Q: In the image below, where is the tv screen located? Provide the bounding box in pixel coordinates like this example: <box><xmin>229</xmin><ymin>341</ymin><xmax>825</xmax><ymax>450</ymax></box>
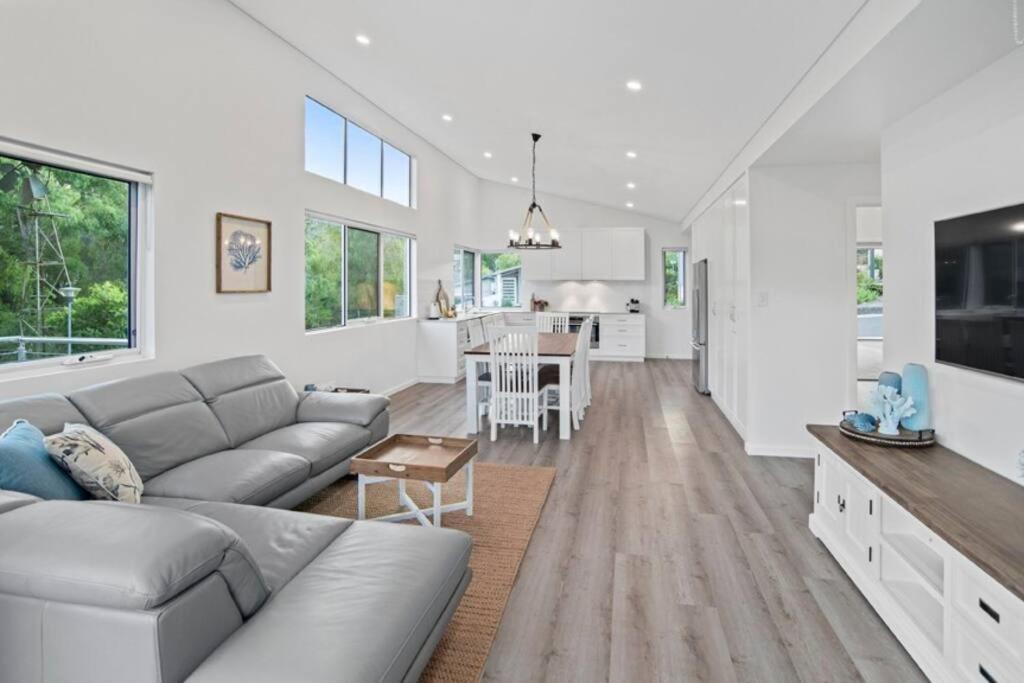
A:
<box><xmin>935</xmin><ymin>202</ymin><xmax>1024</xmax><ymax>380</ymax></box>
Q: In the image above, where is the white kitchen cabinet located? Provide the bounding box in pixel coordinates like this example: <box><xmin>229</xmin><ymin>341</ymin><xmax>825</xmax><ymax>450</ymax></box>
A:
<box><xmin>581</xmin><ymin>229</ymin><xmax>613</xmax><ymax>280</ymax></box>
<box><xmin>594</xmin><ymin>313</ymin><xmax>645</xmax><ymax>362</ymax></box>
<box><xmin>611</xmin><ymin>228</ymin><xmax>646</xmax><ymax>280</ymax></box>
<box><xmin>550</xmin><ymin>228</ymin><xmax>582</xmax><ymax>280</ymax></box>
<box><xmin>417</xmin><ymin>314</ymin><xmax>501</xmax><ymax>383</ymax></box>
<box><xmin>519</xmin><ymin>249</ymin><xmax>551</xmax><ymax>281</ymax></box>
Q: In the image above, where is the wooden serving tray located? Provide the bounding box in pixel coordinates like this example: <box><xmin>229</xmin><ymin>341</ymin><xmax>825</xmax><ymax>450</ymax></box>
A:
<box><xmin>838</xmin><ymin>420</ymin><xmax>935</xmax><ymax>448</ymax></box>
<box><xmin>350</xmin><ymin>434</ymin><xmax>478</xmax><ymax>483</ymax></box>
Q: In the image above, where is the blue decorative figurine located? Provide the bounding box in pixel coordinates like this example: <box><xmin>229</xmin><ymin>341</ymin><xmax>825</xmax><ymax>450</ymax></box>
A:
<box><xmin>869</xmin><ymin>385</ymin><xmax>917</xmax><ymax>435</ymax></box>
<box><xmin>848</xmin><ymin>412</ymin><xmax>878</xmax><ymax>433</ymax></box>
<box><xmin>900</xmin><ymin>363</ymin><xmax>931</xmax><ymax>431</ymax></box>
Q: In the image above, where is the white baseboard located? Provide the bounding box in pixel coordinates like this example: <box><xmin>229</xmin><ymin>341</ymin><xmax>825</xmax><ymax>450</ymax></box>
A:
<box><xmin>744</xmin><ymin>442</ymin><xmax>815</xmax><ymax>458</ymax></box>
<box><xmin>415</xmin><ymin>375</ymin><xmax>459</xmax><ymax>385</ymax></box>
<box><xmin>645</xmin><ymin>353</ymin><xmax>693</xmax><ymax>360</ymax></box>
<box><xmin>591</xmin><ymin>357</ymin><xmax>644</xmax><ymax>363</ymax></box>
<box><xmin>381</xmin><ymin>378</ymin><xmax>418</xmax><ymax>396</ymax></box>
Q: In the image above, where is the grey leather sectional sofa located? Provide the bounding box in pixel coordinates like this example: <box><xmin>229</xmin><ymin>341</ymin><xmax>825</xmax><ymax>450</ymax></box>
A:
<box><xmin>0</xmin><ymin>355</ymin><xmax>472</xmax><ymax>683</ymax></box>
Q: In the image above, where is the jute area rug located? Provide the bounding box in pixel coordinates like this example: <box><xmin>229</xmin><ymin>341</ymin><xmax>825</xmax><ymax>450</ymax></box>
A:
<box><xmin>298</xmin><ymin>462</ymin><xmax>555</xmax><ymax>682</ymax></box>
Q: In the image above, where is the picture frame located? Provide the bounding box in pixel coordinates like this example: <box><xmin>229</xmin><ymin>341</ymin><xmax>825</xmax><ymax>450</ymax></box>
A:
<box><xmin>216</xmin><ymin>212</ymin><xmax>271</xmax><ymax>293</ymax></box>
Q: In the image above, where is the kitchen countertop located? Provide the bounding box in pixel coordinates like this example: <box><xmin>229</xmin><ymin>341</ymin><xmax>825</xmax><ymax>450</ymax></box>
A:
<box><xmin>420</xmin><ymin>309</ymin><xmax>644</xmax><ymax>323</ymax></box>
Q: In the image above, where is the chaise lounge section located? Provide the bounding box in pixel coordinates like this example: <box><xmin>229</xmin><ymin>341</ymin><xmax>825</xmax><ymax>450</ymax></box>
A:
<box><xmin>0</xmin><ymin>355</ymin><xmax>473</xmax><ymax>683</ymax></box>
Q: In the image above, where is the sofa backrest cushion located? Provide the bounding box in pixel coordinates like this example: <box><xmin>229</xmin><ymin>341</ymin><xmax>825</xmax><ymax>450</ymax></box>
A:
<box><xmin>0</xmin><ymin>393</ymin><xmax>88</xmax><ymax>436</ymax></box>
<box><xmin>68</xmin><ymin>372</ymin><xmax>230</xmax><ymax>480</ymax></box>
<box><xmin>0</xmin><ymin>500</ymin><xmax>269</xmax><ymax>617</ymax></box>
<box><xmin>181</xmin><ymin>355</ymin><xmax>299</xmax><ymax>446</ymax></box>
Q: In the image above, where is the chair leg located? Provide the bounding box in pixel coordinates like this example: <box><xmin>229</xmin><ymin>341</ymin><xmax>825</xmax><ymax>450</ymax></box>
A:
<box><xmin>490</xmin><ymin>417</ymin><xmax>497</xmax><ymax>442</ymax></box>
<box><xmin>533</xmin><ymin>419</ymin><xmax>539</xmax><ymax>444</ymax></box>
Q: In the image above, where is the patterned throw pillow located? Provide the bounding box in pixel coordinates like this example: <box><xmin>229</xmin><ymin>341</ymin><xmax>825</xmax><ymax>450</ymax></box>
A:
<box><xmin>44</xmin><ymin>423</ymin><xmax>143</xmax><ymax>503</ymax></box>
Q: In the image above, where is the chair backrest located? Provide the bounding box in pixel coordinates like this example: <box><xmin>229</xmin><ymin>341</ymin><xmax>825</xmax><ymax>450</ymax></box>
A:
<box><xmin>488</xmin><ymin>330</ymin><xmax>539</xmax><ymax>427</ymax></box>
<box><xmin>486</xmin><ymin>323</ymin><xmax>514</xmax><ymax>342</ymax></box>
<box><xmin>572</xmin><ymin>317</ymin><xmax>592</xmax><ymax>406</ymax></box>
<box><xmin>537</xmin><ymin>312</ymin><xmax>569</xmax><ymax>334</ymax></box>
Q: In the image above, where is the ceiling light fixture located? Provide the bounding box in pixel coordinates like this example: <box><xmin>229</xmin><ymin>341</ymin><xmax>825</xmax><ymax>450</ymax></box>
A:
<box><xmin>441</xmin><ymin>114</ymin><xmax>453</xmax><ymax>122</ymax></box>
<box><xmin>626</xmin><ymin>150</ymin><xmax>638</xmax><ymax>159</ymax></box>
<box><xmin>734</xmin><ymin>198</ymin><xmax>748</xmax><ymax>206</ymax></box>
<box><xmin>1013</xmin><ymin>221</ymin><xmax>1024</xmax><ymax>232</ymax></box>
<box><xmin>508</xmin><ymin>133</ymin><xmax>560</xmax><ymax>250</ymax></box>
<box><xmin>625</xmin><ymin>201</ymin><xmax>635</xmax><ymax>209</ymax></box>
<box><xmin>626</xmin><ymin>80</ymin><xmax>643</xmax><ymax>92</ymax></box>
<box><xmin>626</xmin><ymin>182</ymin><xmax>636</xmax><ymax>190</ymax></box>
<box><xmin>355</xmin><ymin>34</ymin><xmax>371</xmax><ymax>45</ymax></box>
<box><xmin>483</xmin><ymin>151</ymin><xmax>493</xmax><ymax>159</ymax></box>
<box><xmin>510</xmin><ymin>176</ymin><xmax>519</xmax><ymax>183</ymax></box>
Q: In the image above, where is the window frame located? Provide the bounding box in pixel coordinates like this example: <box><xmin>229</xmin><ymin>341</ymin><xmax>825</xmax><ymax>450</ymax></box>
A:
<box><xmin>662</xmin><ymin>247</ymin><xmax>688</xmax><ymax>309</ymax></box>
<box><xmin>0</xmin><ymin>140</ymin><xmax>152</xmax><ymax>378</ymax></box>
<box><xmin>478</xmin><ymin>250</ymin><xmax>523</xmax><ymax>310</ymax></box>
<box><xmin>453</xmin><ymin>246</ymin><xmax>477</xmax><ymax>312</ymax></box>
<box><xmin>304</xmin><ymin>96</ymin><xmax>415</xmax><ymax>208</ymax></box>
<box><xmin>304</xmin><ymin>210</ymin><xmax>416</xmax><ymax>334</ymax></box>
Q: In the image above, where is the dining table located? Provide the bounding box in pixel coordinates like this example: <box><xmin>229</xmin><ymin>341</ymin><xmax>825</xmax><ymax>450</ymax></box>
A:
<box><xmin>464</xmin><ymin>332</ymin><xmax>577</xmax><ymax>440</ymax></box>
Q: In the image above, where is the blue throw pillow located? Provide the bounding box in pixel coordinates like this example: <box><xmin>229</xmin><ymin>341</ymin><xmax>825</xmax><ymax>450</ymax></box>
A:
<box><xmin>0</xmin><ymin>420</ymin><xmax>87</xmax><ymax>500</ymax></box>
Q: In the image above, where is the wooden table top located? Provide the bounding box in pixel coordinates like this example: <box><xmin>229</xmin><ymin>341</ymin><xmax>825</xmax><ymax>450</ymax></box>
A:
<box><xmin>465</xmin><ymin>332</ymin><xmax>578</xmax><ymax>357</ymax></box>
<box><xmin>808</xmin><ymin>424</ymin><xmax>1024</xmax><ymax>602</ymax></box>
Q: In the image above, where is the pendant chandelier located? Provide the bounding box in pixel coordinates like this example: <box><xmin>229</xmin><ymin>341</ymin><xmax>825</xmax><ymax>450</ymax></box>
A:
<box><xmin>508</xmin><ymin>133</ymin><xmax>561</xmax><ymax>249</ymax></box>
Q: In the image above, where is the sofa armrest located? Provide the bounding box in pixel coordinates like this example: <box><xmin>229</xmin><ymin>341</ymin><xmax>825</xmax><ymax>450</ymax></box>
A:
<box><xmin>0</xmin><ymin>500</ymin><xmax>268</xmax><ymax>616</ymax></box>
<box><xmin>296</xmin><ymin>391</ymin><xmax>390</xmax><ymax>427</ymax></box>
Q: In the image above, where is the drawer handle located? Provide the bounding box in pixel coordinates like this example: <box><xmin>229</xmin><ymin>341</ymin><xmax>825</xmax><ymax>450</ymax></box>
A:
<box><xmin>618</xmin><ymin>344</ymin><xmax>627</xmax><ymax>348</ymax></box>
<box><xmin>388</xmin><ymin>464</ymin><xmax>407</xmax><ymax>473</ymax></box>
<box><xmin>427</xmin><ymin>437</ymin><xmax>444</xmax><ymax>446</ymax></box>
<box><xmin>979</xmin><ymin>664</ymin><xmax>997</xmax><ymax>683</ymax></box>
<box><xmin>978</xmin><ymin>598</ymin><xmax>1001</xmax><ymax>624</ymax></box>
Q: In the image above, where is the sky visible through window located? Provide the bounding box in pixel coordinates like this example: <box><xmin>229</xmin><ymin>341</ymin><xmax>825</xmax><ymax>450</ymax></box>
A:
<box><xmin>345</xmin><ymin>121</ymin><xmax>382</xmax><ymax>197</ymax></box>
<box><xmin>304</xmin><ymin>98</ymin><xmax>344</xmax><ymax>183</ymax></box>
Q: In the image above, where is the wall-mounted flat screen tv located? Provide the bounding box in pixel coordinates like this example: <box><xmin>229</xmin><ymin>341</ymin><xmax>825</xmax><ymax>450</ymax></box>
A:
<box><xmin>935</xmin><ymin>202</ymin><xmax>1024</xmax><ymax>381</ymax></box>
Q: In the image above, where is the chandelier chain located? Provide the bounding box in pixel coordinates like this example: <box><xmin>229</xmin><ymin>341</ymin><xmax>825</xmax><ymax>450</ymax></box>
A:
<box><xmin>531</xmin><ymin>136</ymin><xmax>538</xmax><ymax>204</ymax></box>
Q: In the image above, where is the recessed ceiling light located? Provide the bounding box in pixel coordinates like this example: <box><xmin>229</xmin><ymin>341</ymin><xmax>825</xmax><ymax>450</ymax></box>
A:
<box><xmin>734</xmin><ymin>198</ymin><xmax>748</xmax><ymax>206</ymax></box>
<box><xmin>355</xmin><ymin>34</ymin><xmax>371</xmax><ymax>46</ymax></box>
<box><xmin>483</xmin><ymin>151</ymin><xmax>493</xmax><ymax>159</ymax></box>
<box><xmin>510</xmin><ymin>176</ymin><xmax>519</xmax><ymax>183</ymax></box>
<box><xmin>441</xmin><ymin>114</ymin><xmax>453</xmax><ymax>122</ymax></box>
<box><xmin>1013</xmin><ymin>221</ymin><xmax>1024</xmax><ymax>232</ymax></box>
<box><xmin>626</xmin><ymin>182</ymin><xmax>636</xmax><ymax>190</ymax></box>
<box><xmin>626</xmin><ymin>150</ymin><xmax>637</xmax><ymax>159</ymax></box>
<box><xmin>625</xmin><ymin>201</ymin><xmax>635</xmax><ymax>209</ymax></box>
<box><xmin>626</xmin><ymin>80</ymin><xmax>643</xmax><ymax>92</ymax></box>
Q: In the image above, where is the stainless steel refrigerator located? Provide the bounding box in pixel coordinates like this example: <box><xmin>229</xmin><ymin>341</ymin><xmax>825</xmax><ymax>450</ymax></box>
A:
<box><xmin>692</xmin><ymin>259</ymin><xmax>710</xmax><ymax>394</ymax></box>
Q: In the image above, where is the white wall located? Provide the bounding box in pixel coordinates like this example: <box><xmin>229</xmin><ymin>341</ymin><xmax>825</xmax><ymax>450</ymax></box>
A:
<box><xmin>474</xmin><ymin>181</ymin><xmax>692</xmax><ymax>359</ymax></box>
<box><xmin>883</xmin><ymin>48</ymin><xmax>1024</xmax><ymax>483</ymax></box>
<box><xmin>746</xmin><ymin>163</ymin><xmax>880</xmax><ymax>456</ymax></box>
<box><xmin>0</xmin><ymin>0</ymin><xmax>481</xmax><ymax>398</ymax></box>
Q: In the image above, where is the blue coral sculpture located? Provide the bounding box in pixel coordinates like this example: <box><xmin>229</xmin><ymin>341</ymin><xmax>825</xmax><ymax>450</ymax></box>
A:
<box><xmin>868</xmin><ymin>385</ymin><xmax>917</xmax><ymax>436</ymax></box>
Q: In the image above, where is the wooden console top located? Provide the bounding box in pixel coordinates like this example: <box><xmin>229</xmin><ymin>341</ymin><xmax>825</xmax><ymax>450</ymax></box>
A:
<box><xmin>808</xmin><ymin>424</ymin><xmax>1024</xmax><ymax>602</ymax></box>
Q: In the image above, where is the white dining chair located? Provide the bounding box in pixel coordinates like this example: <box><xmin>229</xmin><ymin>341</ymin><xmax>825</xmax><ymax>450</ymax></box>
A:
<box><xmin>467</xmin><ymin>318</ymin><xmax>491</xmax><ymax>420</ymax></box>
<box><xmin>536</xmin><ymin>311</ymin><xmax>569</xmax><ymax>334</ymax></box>
<box><xmin>541</xmin><ymin>316</ymin><xmax>592</xmax><ymax>430</ymax></box>
<box><xmin>488</xmin><ymin>329</ymin><xmax>548</xmax><ymax>443</ymax></box>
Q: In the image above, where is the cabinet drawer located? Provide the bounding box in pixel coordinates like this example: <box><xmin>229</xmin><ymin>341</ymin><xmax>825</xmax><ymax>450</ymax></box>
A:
<box><xmin>603</xmin><ymin>326</ymin><xmax>645</xmax><ymax>340</ymax></box>
<box><xmin>951</xmin><ymin>613</ymin><xmax>1022</xmax><ymax>683</ymax></box>
<box><xmin>600</xmin><ymin>315</ymin><xmax>644</xmax><ymax>327</ymax></box>
<box><xmin>952</xmin><ymin>554</ymin><xmax>1024</xmax><ymax>653</ymax></box>
<box><xmin>601</xmin><ymin>336</ymin><xmax>644</xmax><ymax>357</ymax></box>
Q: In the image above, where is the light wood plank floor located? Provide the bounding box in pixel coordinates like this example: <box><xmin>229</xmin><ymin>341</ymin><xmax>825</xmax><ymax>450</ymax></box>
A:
<box><xmin>388</xmin><ymin>359</ymin><xmax>926</xmax><ymax>682</ymax></box>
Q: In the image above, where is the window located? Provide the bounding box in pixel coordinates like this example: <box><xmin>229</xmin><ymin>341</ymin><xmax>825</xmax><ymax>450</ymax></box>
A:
<box><xmin>345</xmin><ymin>122</ymin><xmax>382</xmax><ymax>197</ymax></box>
<box><xmin>304</xmin><ymin>98</ymin><xmax>344</xmax><ymax>183</ymax></box>
<box><xmin>304</xmin><ymin>217</ymin><xmax>343</xmax><ymax>330</ymax></box>
<box><xmin>346</xmin><ymin>227</ymin><xmax>379</xmax><ymax>321</ymax></box>
<box><xmin>453</xmin><ymin>247</ymin><xmax>475</xmax><ymax>310</ymax></box>
<box><xmin>381</xmin><ymin>233</ymin><xmax>410</xmax><ymax>318</ymax></box>
<box><xmin>303</xmin><ymin>97</ymin><xmax>413</xmax><ymax>207</ymax></box>
<box><xmin>304</xmin><ymin>213</ymin><xmax>414</xmax><ymax>330</ymax></box>
<box><xmin>0</xmin><ymin>152</ymin><xmax>139</xmax><ymax>366</ymax></box>
<box><xmin>480</xmin><ymin>252</ymin><xmax>521</xmax><ymax>308</ymax></box>
<box><xmin>662</xmin><ymin>248</ymin><xmax>687</xmax><ymax>308</ymax></box>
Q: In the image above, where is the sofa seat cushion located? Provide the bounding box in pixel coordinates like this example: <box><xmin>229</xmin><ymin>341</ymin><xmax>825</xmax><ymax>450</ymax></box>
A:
<box><xmin>186</xmin><ymin>522</ymin><xmax>472</xmax><ymax>683</ymax></box>
<box><xmin>241</xmin><ymin>422</ymin><xmax>371</xmax><ymax>477</ymax></box>
<box><xmin>143</xmin><ymin>450</ymin><xmax>309</xmax><ymax>506</ymax></box>
<box><xmin>145</xmin><ymin>498</ymin><xmax>351</xmax><ymax>592</ymax></box>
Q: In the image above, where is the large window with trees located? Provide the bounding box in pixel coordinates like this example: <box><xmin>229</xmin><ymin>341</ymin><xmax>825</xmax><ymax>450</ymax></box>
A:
<box><xmin>304</xmin><ymin>97</ymin><xmax>413</xmax><ymax>208</ymax></box>
<box><xmin>305</xmin><ymin>214</ymin><xmax>413</xmax><ymax>330</ymax></box>
<box><xmin>480</xmin><ymin>252</ymin><xmax>521</xmax><ymax>308</ymax></box>
<box><xmin>0</xmin><ymin>152</ymin><xmax>138</xmax><ymax>366</ymax></box>
<box><xmin>662</xmin><ymin>248</ymin><xmax>687</xmax><ymax>308</ymax></box>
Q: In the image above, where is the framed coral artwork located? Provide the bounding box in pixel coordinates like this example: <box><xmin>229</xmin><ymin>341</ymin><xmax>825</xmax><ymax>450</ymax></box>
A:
<box><xmin>216</xmin><ymin>212</ymin><xmax>271</xmax><ymax>293</ymax></box>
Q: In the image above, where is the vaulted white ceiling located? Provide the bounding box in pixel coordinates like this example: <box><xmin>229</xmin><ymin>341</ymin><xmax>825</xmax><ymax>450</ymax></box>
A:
<box><xmin>232</xmin><ymin>0</ymin><xmax>867</xmax><ymax>221</ymax></box>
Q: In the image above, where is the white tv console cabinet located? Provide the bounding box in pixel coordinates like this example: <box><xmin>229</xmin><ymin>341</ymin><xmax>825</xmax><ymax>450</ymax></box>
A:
<box><xmin>808</xmin><ymin>425</ymin><xmax>1023</xmax><ymax>682</ymax></box>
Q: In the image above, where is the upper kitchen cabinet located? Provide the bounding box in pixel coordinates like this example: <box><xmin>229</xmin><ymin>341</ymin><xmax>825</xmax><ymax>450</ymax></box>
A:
<box><xmin>611</xmin><ymin>228</ymin><xmax>646</xmax><ymax>280</ymax></box>
<box><xmin>526</xmin><ymin>228</ymin><xmax>646</xmax><ymax>281</ymax></box>
<box><xmin>550</xmin><ymin>228</ymin><xmax>582</xmax><ymax>280</ymax></box>
<box><xmin>581</xmin><ymin>229</ymin><xmax>613</xmax><ymax>280</ymax></box>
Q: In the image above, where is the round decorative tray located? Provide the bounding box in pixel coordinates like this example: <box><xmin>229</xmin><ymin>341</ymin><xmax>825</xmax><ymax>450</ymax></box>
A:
<box><xmin>838</xmin><ymin>420</ymin><xmax>936</xmax><ymax>448</ymax></box>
